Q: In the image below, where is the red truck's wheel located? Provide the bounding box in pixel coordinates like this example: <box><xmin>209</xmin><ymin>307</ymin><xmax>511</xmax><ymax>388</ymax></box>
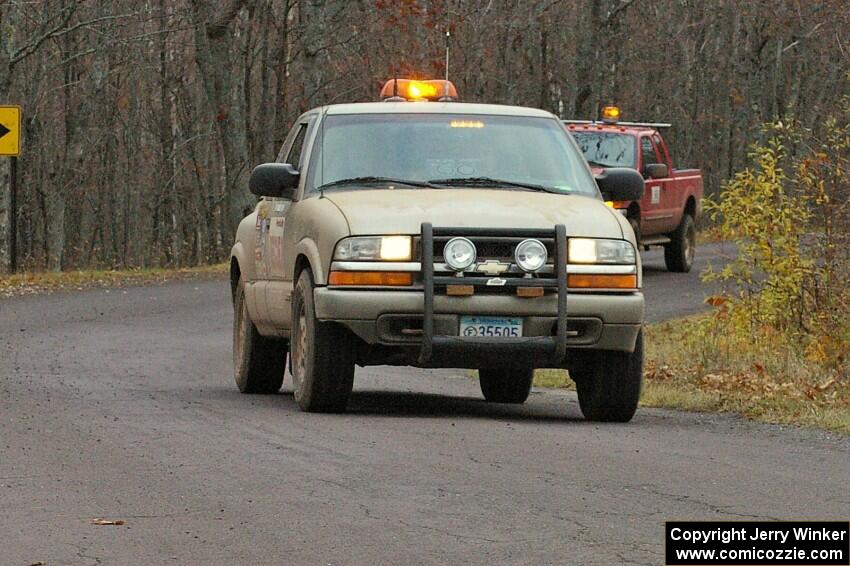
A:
<box><xmin>664</xmin><ymin>214</ymin><xmax>695</xmax><ymax>272</ymax></box>
<box><xmin>290</xmin><ymin>270</ymin><xmax>355</xmax><ymax>413</ymax></box>
<box><xmin>233</xmin><ymin>280</ymin><xmax>286</xmax><ymax>394</ymax></box>
<box><xmin>629</xmin><ymin>217</ymin><xmax>642</xmax><ymax>249</ymax></box>
<box><xmin>574</xmin><ymin>330</ymin><xmax>643</xmax><ymax>422</ymax></box>
<box><xmin>479</xmin><ymin>368</ymin><xmax>534</xmax><ymax>404</ymax></box>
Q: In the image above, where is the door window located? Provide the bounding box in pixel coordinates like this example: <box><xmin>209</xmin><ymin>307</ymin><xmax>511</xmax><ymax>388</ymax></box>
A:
<box><xmin>640</xmin><ymin>137</ymin><xmax>659</xmax><ymax>167</ymax></box>
<box><xmin>286</xmin><ymin>124</ymin><xmax>309</xmax><ymax>169</ymax></box>
<box><xmin>652</xmin><ymin>134</ymin><xmax>668</xmax><ymax>166</ymax></box>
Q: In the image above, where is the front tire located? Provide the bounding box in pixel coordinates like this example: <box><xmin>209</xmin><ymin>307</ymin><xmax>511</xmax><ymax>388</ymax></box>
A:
<box><xmin>479</xmin><ymin>367</ymin><xmax>534</xmax><ymax>404</ymax></box>
<box><xmin>233</xmin><ymin>280</ymin><xmax>286</xmax><ymax>394</ymax></box>
<box><xmin>574</xmin><ymin>330</ymin><xmax>643</xmax><ymax>422</ymax></box>
<box><xmin>290</xmin><ymin>270</ymin><xmax>355</xmax><ymax>413</ymax></box>
<box><xmin>664</xmin><ymin>214</ymin><xmax>695</xmax><ymax>272</ymax></box>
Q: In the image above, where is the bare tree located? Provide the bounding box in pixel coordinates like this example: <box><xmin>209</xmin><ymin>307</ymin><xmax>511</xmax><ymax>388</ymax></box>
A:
<box><xmin>189</xmin><ymin>0</ymin><xmax>252</xmax><ymax>233</ymax></box>
<box><xmin>0</xmin><ymin>0</ymin><xmax>847</xmax><ymax>272</ymax></box>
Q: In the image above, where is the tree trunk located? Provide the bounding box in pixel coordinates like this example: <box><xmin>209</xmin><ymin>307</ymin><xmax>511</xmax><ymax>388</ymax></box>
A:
<box><xmin>302</xmin><ymin>0</ymin><xmax>327</xmax><ymax>107</ymax></box>
<box><xmin>0</xmin><ymin>158</ymin><xmax>10</xmax><ymax>273</ymax></box>
<box><xmin>189</xmin><ymin>0</ymin><xmax>252</xmax><ymax>235</ymax></box>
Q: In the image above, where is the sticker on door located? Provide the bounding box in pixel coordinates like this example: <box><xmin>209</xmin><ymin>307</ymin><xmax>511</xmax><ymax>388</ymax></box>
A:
<box><xmin>651</xmin><ymin>185</ymin><xmax>661</xmax><ymax>204</ymax></box>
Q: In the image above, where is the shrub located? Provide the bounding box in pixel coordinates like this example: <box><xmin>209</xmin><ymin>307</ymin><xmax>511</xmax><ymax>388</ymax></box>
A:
<box><xmin>702</xmin><ymin>93</ymin><xmax>850</xmax><ymax>378</ymax></box>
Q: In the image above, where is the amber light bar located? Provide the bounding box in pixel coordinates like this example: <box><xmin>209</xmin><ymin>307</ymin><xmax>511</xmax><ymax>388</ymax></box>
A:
<box><xmin>379</xmin><ymin>78</ymin><xmax>458</xmax><ymax>101</ymax></box>
<box><xmin>568</xmin><ymin>274</ymin><xmax>637</xmax><ymax>289</ymax></box>
<box><xmin>329</xmin><ymin>271</ymin><xmax>413</xmax><ymax>286</ymax></box>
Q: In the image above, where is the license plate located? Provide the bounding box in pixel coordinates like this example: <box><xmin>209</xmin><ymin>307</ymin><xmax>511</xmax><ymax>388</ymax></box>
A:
<box><xmin>459</xmin><ymin>316</ymin><xmax>523</xmax><ymax>338</ymax></box>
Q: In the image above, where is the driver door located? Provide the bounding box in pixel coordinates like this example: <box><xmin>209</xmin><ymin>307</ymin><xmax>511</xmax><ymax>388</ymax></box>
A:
<box><xmin>264</xmin><ymin>116</ymin><xmax>313</xmax><ymax>331</ymax></box>
<box><xmin>640</xmin><ymin>135</ymin><xmax>670</xmax><ymax>233</ymax></box>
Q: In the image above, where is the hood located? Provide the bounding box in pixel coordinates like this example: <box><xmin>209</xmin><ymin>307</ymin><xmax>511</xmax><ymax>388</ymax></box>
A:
<box><xmin>324</xmin><ymin>188</ymin><xmax>624</xmax><ymax>238</ymax></box>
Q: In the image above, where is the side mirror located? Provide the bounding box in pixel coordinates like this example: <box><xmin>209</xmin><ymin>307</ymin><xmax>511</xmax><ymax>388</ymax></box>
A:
<box><xmin>595</xmin><ymin>167</ymin><xmax>645</xmax><ymax>202</ymax></box>
<box><xmin>249</xmin><ymin>163</ymin><xmax>299</xmax><ymax>198</ymax></box>
<box><xmin>644</xmin><ymin>163</ymin><xmax>669</xmax><ymax>179</ymax></box>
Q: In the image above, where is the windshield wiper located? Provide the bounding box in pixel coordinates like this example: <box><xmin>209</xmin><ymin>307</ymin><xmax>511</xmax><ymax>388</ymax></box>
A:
<box><xmin>318</xmin><ymin>176</ymin><xmax>440</xmax><ymax>191</ymax></box>
<box><xmin>428</xmin><ymin>176</ymin><xmax>562</xmax><ymax>194</ymax></box>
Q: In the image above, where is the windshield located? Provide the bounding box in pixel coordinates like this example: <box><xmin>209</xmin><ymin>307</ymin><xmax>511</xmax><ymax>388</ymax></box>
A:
<box><xmin>307</xmin><ymin>113</ymin><xmax>598</xmax><ymax>196</ymax></box>
<box><xmin>571</xmin><ymin>132</ymin><xmax>636</xmax><ymax>168</ymax></box>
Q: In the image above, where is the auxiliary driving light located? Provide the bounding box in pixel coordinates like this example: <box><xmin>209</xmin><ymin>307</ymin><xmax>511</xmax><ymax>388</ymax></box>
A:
<box><xmin>514</xmin><ymin>239</ymin><xmax>548</xmax><ymax>272</ymax></box>
<box><xmin>444</xmin><ymin>237</ymin><xmax>476</xmax><ymax>271</ymax></box>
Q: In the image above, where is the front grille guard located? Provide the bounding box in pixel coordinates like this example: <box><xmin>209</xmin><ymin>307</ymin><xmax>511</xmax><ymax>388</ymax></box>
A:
<box><xmin>419</xmin><ymin>223</ymin><xmax>568</xmax><ymax>366</ymax></box>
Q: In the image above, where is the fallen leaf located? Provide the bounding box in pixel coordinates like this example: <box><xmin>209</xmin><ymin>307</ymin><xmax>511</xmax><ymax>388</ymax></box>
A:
<box><xmin>705</xmin><ymin>295</ymin><xmax>730</xmax><ymax>307</ymax></box>
<box><xmin>92</xmin><ymin>518</ymin><xmax>125</xmax><ymax>526</ymax></box>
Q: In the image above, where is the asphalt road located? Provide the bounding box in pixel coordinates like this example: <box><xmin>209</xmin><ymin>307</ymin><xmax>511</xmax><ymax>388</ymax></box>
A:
<box><xmin>640</xmin><ymin>241</ymin><xmax>732</xmax><ymax>323</ymax></box>
<box><xmin>2</xmin><ymin>243</ymin><xmax>848</xmax><ymax>565</ymax></box>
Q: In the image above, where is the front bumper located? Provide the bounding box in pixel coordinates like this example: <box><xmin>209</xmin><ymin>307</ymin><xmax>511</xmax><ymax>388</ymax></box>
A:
<box><xmin>315</xmin><ymin>287</ymin><xmax>643</xmax><ymax>325</ymax></box>
<box><xmin>314</xmin><ymin>289</ymin><xmax>643</xmax><ymax>363</ymax></box>
<box><xmin>317</xmin><ymin>223</ymin><xmax>644</xmax><ymax>369</ymax></box>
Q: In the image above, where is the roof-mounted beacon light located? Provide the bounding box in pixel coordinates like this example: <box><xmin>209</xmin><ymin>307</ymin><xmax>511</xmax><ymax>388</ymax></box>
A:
<box><xmin>601</xmin><ymin>105</ymin><xmax>621</xmax><ymax>124</ymax></box>
<box><xmin>379</xmin><ymin>79</ymin><xmax>458</xmax><ymax>102</ymax></box>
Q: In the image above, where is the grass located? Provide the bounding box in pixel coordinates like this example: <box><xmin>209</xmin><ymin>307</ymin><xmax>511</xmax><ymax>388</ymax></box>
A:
<box><xmin>696</xmin><ymin>224</ymin><xmax>725</xmax><ymax>245</ymax></box>
<box><xmin>0</xmin><ymin>263</ymin><xmax>228</xmax><ymax>298</ymax></box>
<box><xmin>533</xmin><ymin>314</ymin><xmax>850</xmax><ymax>435</ymax></box>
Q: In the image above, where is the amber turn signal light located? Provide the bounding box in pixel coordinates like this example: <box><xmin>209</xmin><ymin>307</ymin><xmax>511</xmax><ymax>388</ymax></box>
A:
<box><xmin>446</xmin><ymin>284</ymin><xmax>474</xmax><ymax>296</ymax></box>
<box><xmin>568</xmin><ymin>274</ymin><xmax>637</xmax><ymax>289</ymax></box>
<box><xmin>516</xmin><ymin>286</ymin><xmax>544</xmax><ymax>298</ymax></box>
<box><xmin>328</xmin><ymin>271</ymin><xmax>413</xmax><ymax>286</ymax></box>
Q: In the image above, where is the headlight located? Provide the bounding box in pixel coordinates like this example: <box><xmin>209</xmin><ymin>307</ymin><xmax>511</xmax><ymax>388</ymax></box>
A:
<box><xmin>444</xmin><ymin>237</ymin><xmax>476</xmax><ymax>271</ymax></box>
<box><xmin>514</xmin><ymin>239</ymin><xmax>548</xmax><ymax>272</ymax></box>
<box><xmin>569</xmin><ymin>238</ymin><xmax>636</xmax><ymax>264</ymax></box>
<box><xmin>334</xmin><ymin>236</ymin><xmax>412</xmax><ymax>261</ymax></box>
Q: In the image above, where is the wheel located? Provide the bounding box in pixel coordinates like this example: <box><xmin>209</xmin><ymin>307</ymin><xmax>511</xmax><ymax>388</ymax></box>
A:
<box><xmin>664</xmin><ymin>214</ymin><xmax>695</xmax><ymax>272</ymax></box>
<box><xmin>478</xmin><ymin>367</ymin><xmax>534</xmax><ymax>404</ymax></box>
<box><xmin>290</xmin><ymin>270</ymin><xmax>355</xmax><ymax>413</ymax></box>
<box><xmin>628</xmin><ymin>217</ymin><xmax>641</xmax><ymax>249</ymax></box>
<box><xmin>574</xmin><ymin>330</ymin><xmax>643</xmax><ymax>422</ymax></box>
<box><xmin>233</xmin><ymin>280</ymin><xmax>286</xmax><ymax>393</ymax></box>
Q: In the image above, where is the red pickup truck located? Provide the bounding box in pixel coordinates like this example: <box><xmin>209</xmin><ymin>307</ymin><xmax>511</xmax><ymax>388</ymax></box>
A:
<box><xmin>566</xmin><ymin>112</ymin><xmax>703</xmax><ymax>272</ymax></box>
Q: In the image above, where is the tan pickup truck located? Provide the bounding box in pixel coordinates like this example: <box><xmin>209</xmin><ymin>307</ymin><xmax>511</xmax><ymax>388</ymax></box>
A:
<box><xmin>230</xmin><ymin>79</ymin><xmax>646</xmax><ymax>420</ymax></box>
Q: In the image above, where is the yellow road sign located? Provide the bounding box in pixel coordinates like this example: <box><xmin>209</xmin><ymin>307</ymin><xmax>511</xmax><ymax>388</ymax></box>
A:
<box><xmin>0</xmin><ymin>105</ymin><xmax>21</xmax><ymax>156</ymax></box>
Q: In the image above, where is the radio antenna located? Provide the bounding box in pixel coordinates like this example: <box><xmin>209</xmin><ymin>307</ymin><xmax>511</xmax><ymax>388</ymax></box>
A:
<box><xmin>444</xmin><ymin>29</ymin><xmax>450</xmax><ymax>82</ymax></box>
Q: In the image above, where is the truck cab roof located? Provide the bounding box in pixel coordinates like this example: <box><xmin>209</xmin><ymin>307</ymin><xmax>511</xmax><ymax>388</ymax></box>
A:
<box><xmin>565</xmin><ymin>123</ymin><xmax>662</xmax><ymax>136</ymax></box>
<box><xmin>322</xmin><ymin>101</ymin><xmax>557</xmax><ymax>118</ymax></box>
